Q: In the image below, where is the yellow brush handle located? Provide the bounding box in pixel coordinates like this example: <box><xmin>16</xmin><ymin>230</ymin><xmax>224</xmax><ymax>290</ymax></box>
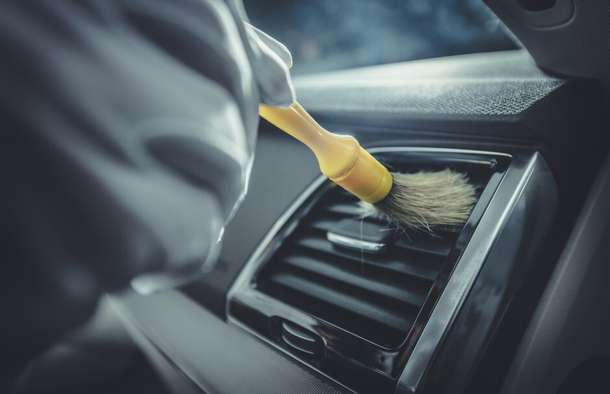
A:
<box><xmin>259</xmin><ymin>102</ymin><xmax>392</xmax><ymax>203</ymax></box>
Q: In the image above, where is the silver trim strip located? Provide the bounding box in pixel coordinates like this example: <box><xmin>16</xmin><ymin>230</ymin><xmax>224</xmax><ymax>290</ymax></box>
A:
<box><xmin>326</xmin><ymin>232</ymin><xmax>386</xmax><ymax>253</ymax></box>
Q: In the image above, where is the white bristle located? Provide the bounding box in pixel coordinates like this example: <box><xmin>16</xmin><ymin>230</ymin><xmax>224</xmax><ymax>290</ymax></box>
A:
<box><xmin>361</xmin><ymin>169</ymin><xmax>477</xmax><ymax>231</ymax></box>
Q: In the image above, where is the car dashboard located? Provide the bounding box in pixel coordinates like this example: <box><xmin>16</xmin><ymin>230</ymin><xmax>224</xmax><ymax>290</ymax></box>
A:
<box><xmin>114</xmin><ymin>49</ymin><xmax>608</xmax><ymax>394</ymax></box>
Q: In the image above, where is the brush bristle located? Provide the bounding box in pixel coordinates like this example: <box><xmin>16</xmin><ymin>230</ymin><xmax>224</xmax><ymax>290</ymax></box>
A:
<box><xmin>361</xmin><ymin>169</ymin><xmax>477</xmax><ymax>231</ymax></box>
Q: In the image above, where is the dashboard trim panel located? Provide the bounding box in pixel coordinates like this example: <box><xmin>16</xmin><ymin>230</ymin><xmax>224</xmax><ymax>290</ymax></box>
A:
<box><xmin>227</xmin><ymin>147</ymin><xmax>556</xmax><ymax>393</ymax></box>
<box><xmin>396</xmin><ymin>152</ymin><xmax>553</xmax><ymax>393</ymax></box>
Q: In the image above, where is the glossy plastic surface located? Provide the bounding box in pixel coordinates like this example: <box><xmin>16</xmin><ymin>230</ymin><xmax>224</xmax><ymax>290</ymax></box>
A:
<box><xmin>228</xmin><ymin>147</ymin><xmax>514</xmax><ymax>393</ymax></box>
<box><xmin>398</xmin><ymin>152</ymin><xmax>557</xmax><ymax>394</ymax></box>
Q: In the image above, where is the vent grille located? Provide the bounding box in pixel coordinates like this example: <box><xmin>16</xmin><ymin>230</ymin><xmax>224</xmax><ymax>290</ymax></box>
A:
<box><xmin>257</xmin><ymin>186</ymin><xmax>462</xmax><ymax>348</ymax></box>
<box><xmin>230</xmin><ymin>149</ymin><xmax>505</xmax><ymax>393</ymax></box>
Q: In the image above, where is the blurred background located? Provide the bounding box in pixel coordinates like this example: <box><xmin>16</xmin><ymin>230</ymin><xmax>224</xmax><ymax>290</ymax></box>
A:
<box><xmin>244</xmin><ymin>0</ymin><xmax>517</xmax><ymax>75</ymax></box>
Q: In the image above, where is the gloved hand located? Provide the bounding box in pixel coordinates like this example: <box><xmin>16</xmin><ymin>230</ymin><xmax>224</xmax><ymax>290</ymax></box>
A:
<box><xmin>0</xmin><ymin>0</ymin><xmax>293</xmax><ymax>358</ymax></box>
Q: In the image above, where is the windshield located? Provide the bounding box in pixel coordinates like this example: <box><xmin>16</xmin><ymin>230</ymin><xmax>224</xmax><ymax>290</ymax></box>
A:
<box><xmin>244</xmin><ymin>0</ymin><xmax>516</xmax><ymax>75</ymax></box>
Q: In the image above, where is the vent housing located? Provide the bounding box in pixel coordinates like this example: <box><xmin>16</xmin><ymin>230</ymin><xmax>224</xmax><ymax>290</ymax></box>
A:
<box><xmin>257</xmin><ymin>186</ymin><xmax>454</xmax><ymax>348</ymax></box>
<box><xmin>228</xmin><ymin>148</ymin><xmax>508</xmax><ymax>392</ymax></box>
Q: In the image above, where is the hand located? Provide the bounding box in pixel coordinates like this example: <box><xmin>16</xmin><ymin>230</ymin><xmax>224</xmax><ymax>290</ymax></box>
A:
<box><xmin>0</xmin><ymin>0</ymin><xmax>293</xmax><ymax>349</ymax></box>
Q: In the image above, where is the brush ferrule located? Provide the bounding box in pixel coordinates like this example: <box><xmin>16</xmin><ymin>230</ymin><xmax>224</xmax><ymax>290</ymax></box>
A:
<box><xmin>328</xmin><ymin>146</ymin><xmax>393</xmax><ymax>204</ymax></box>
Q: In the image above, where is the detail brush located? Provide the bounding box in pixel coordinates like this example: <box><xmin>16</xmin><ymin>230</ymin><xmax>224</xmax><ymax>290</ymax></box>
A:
<box><xmin>259</xmin><ymin>102</ymin><xmax>476</xmax><ymax>230</ymax></box>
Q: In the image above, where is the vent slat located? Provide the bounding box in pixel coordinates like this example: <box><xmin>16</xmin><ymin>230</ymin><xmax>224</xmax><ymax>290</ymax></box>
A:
<box><xmin>296</xmin><ymin>236</ymin><xmax>440</xmax><ymax>282</ymax></box>
<box><xmin>309</xmin><ymin>218</ymin><xmax>342</xmax><ymax>232</ymax></box>
<box><xmin>268</xmin><ymin>272</ymin><xmax>413</xmax><ymax>333</ymax></box>
<box><xmin>256</xmin><ymin>168</ymin><xmax>484</xmax><ymax>348</ymax></box>
<box><xmin>394</xmin><ymin>235</ymin><xmax>453</xmax><ymax>257</ymax></box>
<box><xmin>282</xmin><ymin>255</ymin><xmax>427</xmax><ymax>307</ymax></box>
<box><xmin>324</xmin><ymin>202</ymin><xmax>365</xmax><ymax>216</ymax></box>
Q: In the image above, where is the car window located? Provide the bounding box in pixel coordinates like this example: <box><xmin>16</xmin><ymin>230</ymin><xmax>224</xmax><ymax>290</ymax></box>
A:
<box><xmin>244</xmin><ymin>0</ymin><xmax>517</xmax><ymax>75</ymax></box>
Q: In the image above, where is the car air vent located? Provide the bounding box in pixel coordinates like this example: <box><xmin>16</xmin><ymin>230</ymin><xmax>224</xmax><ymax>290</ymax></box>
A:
<box><xmin>228</xmin><ymin>148</ymin><xmax>509</xmax><ymax>392</ymax></box>
<box><xmin>256</xmin><ymin>187</ymin><xmax>456</xmax><ymax>348</ymax></box>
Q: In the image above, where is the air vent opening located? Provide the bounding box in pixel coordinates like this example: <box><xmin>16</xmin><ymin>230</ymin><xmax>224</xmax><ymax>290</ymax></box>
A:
<box><xmin>254</xmin><ymin>151</ymin><xmax>497</xmax><ymax>348</ymax></box>
<box><xmin>228</xmin><ymin>148</ymin><xmax>511</xmax><ymax>392</ymax></box>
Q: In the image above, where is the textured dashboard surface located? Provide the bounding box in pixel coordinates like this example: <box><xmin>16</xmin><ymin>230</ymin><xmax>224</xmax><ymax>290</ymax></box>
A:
<box><xmin>295</xmin><ymin>50</ymin><xmax>562</xmax><ymax>117</ymax></box>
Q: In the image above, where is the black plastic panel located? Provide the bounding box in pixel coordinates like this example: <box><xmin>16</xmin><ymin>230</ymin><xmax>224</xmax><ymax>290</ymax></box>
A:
<box><xmin>114</xmin><ymin>291</ymin><xmax>350</xmax><ymax>394</ymax></box>
<box><xmin>501</xmin><ymin>154</ymin><xmax>610</xmax><ymax>394</ymax></box>
<box><xmin>398</xmin><ymin>152</ymin><xmax>557</xmax><ymax>394</ymax></box>
<box><xmin>485</xmin><ymin>1</ymin><xmax>610</xmax><ymax>83</ymax></box>
<box><xmin>228</xmin><ymin>148</ymin><xmax>510</xmax><ymax>393</ymax></box>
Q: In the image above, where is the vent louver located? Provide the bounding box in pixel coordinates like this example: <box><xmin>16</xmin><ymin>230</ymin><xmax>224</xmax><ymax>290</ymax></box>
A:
<box><xmin>257</xmin><ymin>187</ymin><xmax>460</xmax><ymax>348</ymax></box>
<box><xmin>229</xmin><ymin>149</ymin><xmax>506</xmax><ymax>392</ymax></box>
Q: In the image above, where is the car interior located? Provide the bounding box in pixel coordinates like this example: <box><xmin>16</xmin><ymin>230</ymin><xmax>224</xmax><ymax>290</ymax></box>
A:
<box><xmin>12</xmin><ymin>0</ymin><xmax>610</xmax><ymax>393</ymax></box>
